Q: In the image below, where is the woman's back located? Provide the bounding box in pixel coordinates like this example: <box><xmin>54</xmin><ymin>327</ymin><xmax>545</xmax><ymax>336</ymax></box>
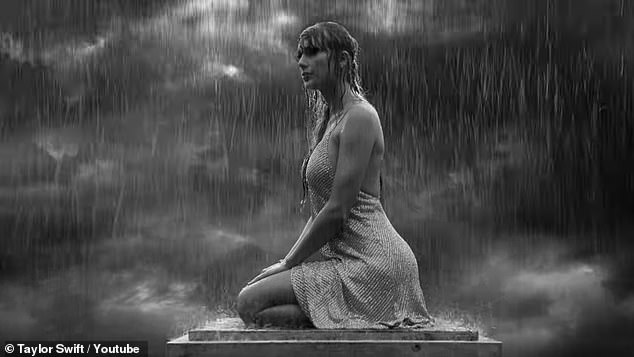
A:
<box><xmin>308</xmin><ymin>101</ymin><xmax>382</xmax><ymax>207</ymax></box>
<box><xmin>325</xmin><ymin>101</ymin><xmax>384</xmax><ymax>199</ymax></box>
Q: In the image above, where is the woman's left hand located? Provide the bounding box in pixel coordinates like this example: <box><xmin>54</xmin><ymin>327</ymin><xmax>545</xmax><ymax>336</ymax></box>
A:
<box><xmin>246</xmin><ymin>261</ymin><xmax>289</xmax><ymax>286</ymax></box>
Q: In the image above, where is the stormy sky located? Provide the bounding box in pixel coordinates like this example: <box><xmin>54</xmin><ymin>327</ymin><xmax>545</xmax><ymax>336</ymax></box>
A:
<box><xmin>1</xmin><ymin>1</ymin><xmax>633</xmax><ymax>356</ymax></box>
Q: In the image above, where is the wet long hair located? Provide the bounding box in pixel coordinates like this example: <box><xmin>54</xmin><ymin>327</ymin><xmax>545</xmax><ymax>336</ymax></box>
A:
<box><xmin>295</xmin><ymin>22</ymin><xmax>383</xmax><ymax>213</ymax></box>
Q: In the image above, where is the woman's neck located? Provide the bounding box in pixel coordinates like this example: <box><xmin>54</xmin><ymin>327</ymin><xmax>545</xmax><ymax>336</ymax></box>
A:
<box><xmin>322</xmin><ymin>83</ymin><xmax>359</xmax><ymax>115</ymax></box>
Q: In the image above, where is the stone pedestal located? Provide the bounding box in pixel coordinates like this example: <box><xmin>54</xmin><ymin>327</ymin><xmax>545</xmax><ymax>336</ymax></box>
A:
<box><xmin>166</xmin><ymin>327</ymin><xmax>502</xmax><ymax>357</ymax></box>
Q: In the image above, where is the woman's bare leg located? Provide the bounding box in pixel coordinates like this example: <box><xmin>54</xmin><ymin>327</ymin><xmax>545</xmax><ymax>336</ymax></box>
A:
<box><xmin>237</xmin><ymin>269</ymin><xmax>313</xmax><ymax>328</ymax></box>
<box><xmin>254</xmin><ymin>304</ymin><xmax>313</xmax><ymax>328</ymax></box>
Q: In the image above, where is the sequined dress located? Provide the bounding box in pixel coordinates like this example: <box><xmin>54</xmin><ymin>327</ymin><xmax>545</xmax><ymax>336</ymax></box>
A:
<box><xmin>290</xmin><ymin>117</ymin><xmax>432</xmax><ymax>329</ymax></box>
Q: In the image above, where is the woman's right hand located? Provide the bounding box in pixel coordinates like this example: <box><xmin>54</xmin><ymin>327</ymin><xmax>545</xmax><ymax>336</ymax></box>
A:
<box><xmin>245</xmin><ymin>260</ymin><xmax>289</xmax><ymax>286</ymax></box>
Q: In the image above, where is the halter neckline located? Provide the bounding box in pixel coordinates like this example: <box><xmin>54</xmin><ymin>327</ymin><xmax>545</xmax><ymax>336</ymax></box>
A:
<box><xmin>326</xmin><ymin>98</ymin><xmax>366</xmax><ymax>133</ymax></box>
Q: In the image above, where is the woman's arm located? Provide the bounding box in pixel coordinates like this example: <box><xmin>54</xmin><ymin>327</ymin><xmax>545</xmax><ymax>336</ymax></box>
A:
<box><xmin>284</xmin><ymin>107</ymin><xmax>379</xmax><ymax>267</ymax></box>
<box><xmin>284</xmin><ymin>215</ymin><xmax>314</xmax><ymax>259</ymax></box>
<box><xmin>283</xmin><ymin>205</ymin><xmax>342</xmax><ymax>267</ymax></box>
<box><xmin>245</xmin><ymin>215</ymin><xmax>316</xmax><ymax>286</ymax></box>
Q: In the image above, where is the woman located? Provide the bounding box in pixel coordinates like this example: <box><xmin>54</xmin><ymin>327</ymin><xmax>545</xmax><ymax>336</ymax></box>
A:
<box><xmin>237</xmin><ymin>21</ymin><xmax>432</xmax><ymax>329</ymax></box>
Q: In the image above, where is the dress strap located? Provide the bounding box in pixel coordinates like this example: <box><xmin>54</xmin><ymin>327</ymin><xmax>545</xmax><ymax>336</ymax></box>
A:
<box><xmin>325</xmin><ymin>100</ymin><xmax>363</xmax><ymax>139</ymax></box>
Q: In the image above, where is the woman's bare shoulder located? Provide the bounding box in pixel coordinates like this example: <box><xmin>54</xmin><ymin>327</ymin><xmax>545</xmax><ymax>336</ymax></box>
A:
<box><xmin>342</xmin><ymin>99</ymin><xmax>375</xmax><ymax>118</ymax></box>
<box><xmin>333</xmin><ymin>103</ymin><xmax>380</xmax><ymax>148</ymax></box>
<box><xmin>345</xmin><ymin>101</ymin><xmax>380</xmax><ymax>130</ymax></box>
<box><xmin>350</xmin><ymin>99</ymin><xmax>378</xmax><ymax>114</ymax></box>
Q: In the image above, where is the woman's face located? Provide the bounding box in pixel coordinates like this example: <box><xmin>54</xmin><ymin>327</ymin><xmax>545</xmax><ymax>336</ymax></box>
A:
<box><xmin>296</xmin><ymin>39</ymin><xmax>336</xmax><ymax>91</ymax></box>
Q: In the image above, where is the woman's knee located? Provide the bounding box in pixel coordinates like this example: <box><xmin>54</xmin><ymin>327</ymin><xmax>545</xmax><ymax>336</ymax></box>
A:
<box><xmin>237</xmin><ymin>270</ymin><xmax>296</xmax><ymax>319</ymax></box>
<box><xmin>237</xmin><ymin>285</ymin><xmax>258</xmax><ymax>318</ymax></box>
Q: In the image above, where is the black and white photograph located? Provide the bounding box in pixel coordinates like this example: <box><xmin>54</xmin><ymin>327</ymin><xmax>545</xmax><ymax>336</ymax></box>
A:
<box><xmin>0</xmin><ymin>1</ymin><xmax>633</xmax><ymax>356</ymax></box>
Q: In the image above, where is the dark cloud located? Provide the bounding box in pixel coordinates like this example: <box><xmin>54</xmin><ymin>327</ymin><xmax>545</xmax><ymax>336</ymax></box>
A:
<box><xmin>1</xmin><ymin>2</ymin><xmax>633</xmax><ymax>357</ymax></box>
<box><xmin>444</xmin><ymin>240</ymin><xmax>634</xmax><ymax>357</ymax></box>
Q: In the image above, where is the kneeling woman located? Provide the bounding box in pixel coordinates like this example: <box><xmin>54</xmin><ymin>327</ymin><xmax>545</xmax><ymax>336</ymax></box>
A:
<box><xmin>237</xmin><ymin>21</ymin><xmax>433</xmax><ymax>329</ymax></box>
